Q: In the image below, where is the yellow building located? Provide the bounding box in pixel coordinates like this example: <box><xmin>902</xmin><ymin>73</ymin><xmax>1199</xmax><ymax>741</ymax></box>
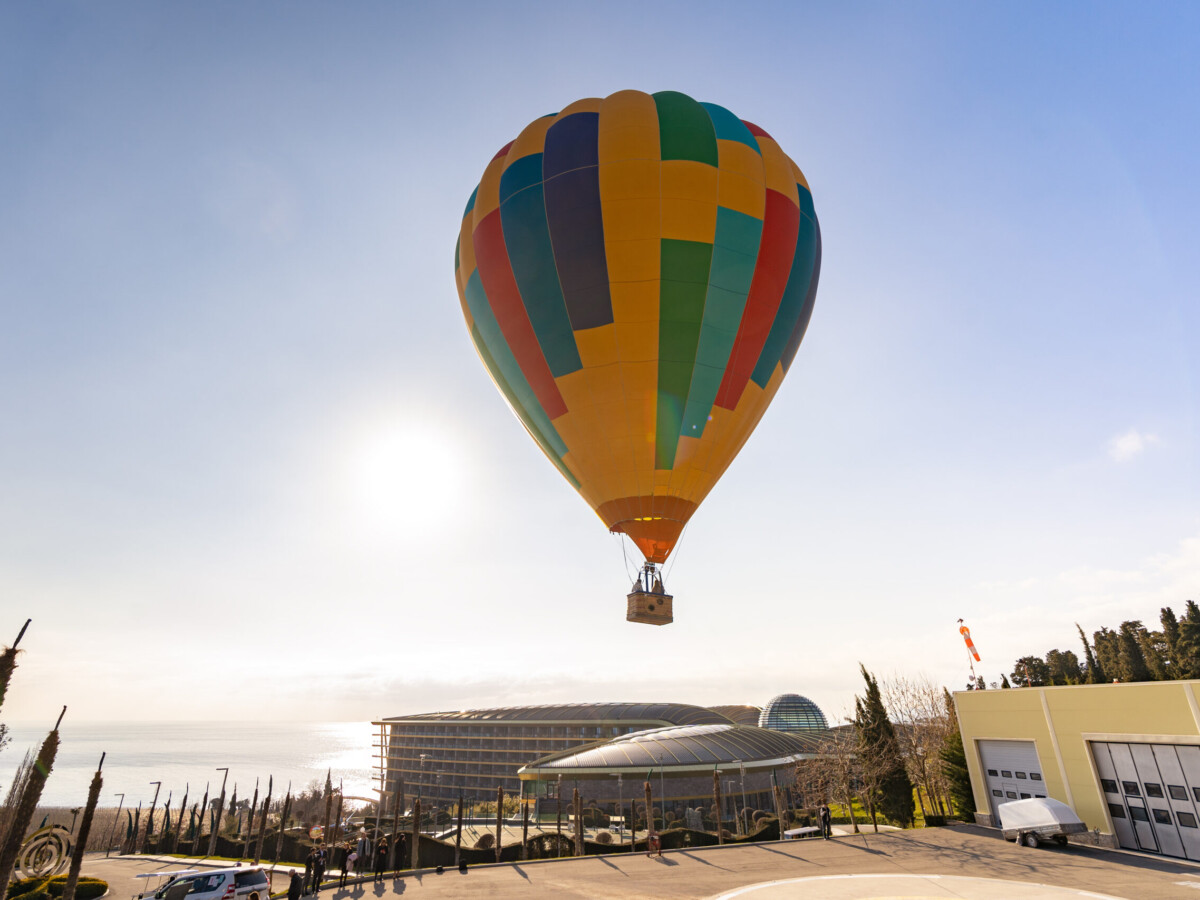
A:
<box><xmin>955</xmin><ymin>681</ymin><xmax>1200</xmax><ymax>860</ymax></box>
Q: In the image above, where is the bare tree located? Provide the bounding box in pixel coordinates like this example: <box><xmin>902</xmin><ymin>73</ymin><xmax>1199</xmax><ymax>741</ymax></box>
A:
<box><xmin>796</xmin><ymin>726</ymin><xmax>861</xmax><ymax>834</ymax></box>
<box><xmin>881</xmin><ymin>673</ymin><xmax>956</xmax><ymax>818</ymax></box>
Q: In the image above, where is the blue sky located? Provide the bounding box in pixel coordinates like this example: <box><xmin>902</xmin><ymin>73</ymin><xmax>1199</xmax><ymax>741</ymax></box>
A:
<box><xmin>1</xmin><ymin>1</ymin><xmax>1197</xmax><ymax>726</ymax></box>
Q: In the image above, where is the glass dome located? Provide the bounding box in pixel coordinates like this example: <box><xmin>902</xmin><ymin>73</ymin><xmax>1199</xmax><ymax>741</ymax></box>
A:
<box><xmin>758</xmin><ymin>693</ymin><xmax>828</xmax><ymax>732</ymax></box>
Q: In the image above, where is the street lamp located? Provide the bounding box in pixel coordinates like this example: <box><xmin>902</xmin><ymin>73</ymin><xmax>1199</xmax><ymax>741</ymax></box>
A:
<box><xmin>609</xmin><ymin>774</ymin><xmax>624</xmax><ymax>843</ymax></box>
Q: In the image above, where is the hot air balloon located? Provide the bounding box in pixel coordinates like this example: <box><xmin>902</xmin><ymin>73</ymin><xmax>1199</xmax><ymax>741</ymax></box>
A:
<box><xmin>455</xmin><ymin>90</ymin><xmax>821</xmax><ymax>624</ymax></box>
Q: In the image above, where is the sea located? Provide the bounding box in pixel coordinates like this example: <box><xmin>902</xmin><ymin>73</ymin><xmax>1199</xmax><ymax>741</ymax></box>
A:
<box><xmin>0</xmin><ymin>721</ymin><xmax>375</xmax><ymax>809</ymax></box>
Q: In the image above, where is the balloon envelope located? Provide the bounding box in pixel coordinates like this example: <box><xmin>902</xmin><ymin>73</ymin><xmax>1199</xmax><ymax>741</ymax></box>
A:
<box><xmin>455</xmin><ymin>90</ymin><xmax>821</xmax><ymax>564</ymax></box>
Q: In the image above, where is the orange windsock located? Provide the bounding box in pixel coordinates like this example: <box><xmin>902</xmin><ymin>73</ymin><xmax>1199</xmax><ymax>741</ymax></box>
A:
<box><xmin>959</xmin><ymin>624</ymin><xmax>981</xmax><ymax>662</ymax></box>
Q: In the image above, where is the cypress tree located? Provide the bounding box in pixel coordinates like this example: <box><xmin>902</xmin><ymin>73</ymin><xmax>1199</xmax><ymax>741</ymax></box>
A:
<box><xmin>854</xmin><ymin>665</ymin><xmax>913</xmax><ymax>827</ymax></box>
<box><xmin>1093</xmin><ymin>628</ymin><xmax>1121</xmax><ymax>682</ymax></box>
<box><xmin>0</xmin><ymin>621</ymin><xmax>30</xmax><ymax>713</ymax></box>
<box><xmin>1077</xmin><ymin>624</ymin><xmax>1106</xmax><ymax>684</ymax></box>
<box><xmin>1178</xmin><ymin>601</ymin><xmax>1200</xmax><ymax>678</ymax></box>
<box><xmin>1118</xmin><ymin>621</ymin><xmax>1153</xmax><ymax>682</ymax></box>
<box><xmin>1000</xmin><ymin>674</ymin><xmax>1011</xmax><ymax>689</ymax></box>
<box><xmin>1162</xmin><ymin>607</ymin><xmax>1183</xmax><ymax>676</ymax></box>
<box><xmin>940</xmin><ymin>729</ymin><xmax>976</xmax><ymax>818</ymax></box>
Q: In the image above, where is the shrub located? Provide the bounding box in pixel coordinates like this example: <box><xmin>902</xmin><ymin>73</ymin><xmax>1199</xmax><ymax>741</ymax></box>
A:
<box><xmin>473</xmin><ymin>833</ymin><xmax>494</xmax><ymax>850</ymax></box>
<box><xmin>10</xmin><ymin>878</ymin><xmax>108</xmax><ymax>900</ymax></box>
<box><xmin>594</xmin><ymin>831</ymin><xmax>612</xmax><ymax>845</ymax></box>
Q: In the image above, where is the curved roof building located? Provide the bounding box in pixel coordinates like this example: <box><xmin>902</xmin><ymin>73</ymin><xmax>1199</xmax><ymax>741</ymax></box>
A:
<box><xmin>521</xmin><ymin>723</ymin><xmax>821</xmax><ymax>775</ymax></box>
<box><xmin>758</xmin><ymin>693</ymin><xmax>828</xmax><ymax>733</ymax></box>
<box><xmin>707</xmin><ymin>704</ymin><xmax>762</xmax><ymax>726</ymax></box>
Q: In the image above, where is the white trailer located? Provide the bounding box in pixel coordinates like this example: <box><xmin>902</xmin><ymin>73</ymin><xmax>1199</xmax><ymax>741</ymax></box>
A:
<box><xmin>998</xmin><ymin>797</ymin><xmax>1088</xmax><ymax>848</ymax></box>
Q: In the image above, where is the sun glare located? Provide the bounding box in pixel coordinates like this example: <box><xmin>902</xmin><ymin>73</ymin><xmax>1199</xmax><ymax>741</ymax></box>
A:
<box><xmin>346</xmin><ymin>424</ymin><xmax>467</xmax><ymax>540</ymax></box>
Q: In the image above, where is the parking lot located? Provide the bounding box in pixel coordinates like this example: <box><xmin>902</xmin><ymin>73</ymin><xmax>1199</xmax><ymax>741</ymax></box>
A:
<box><xmin>80</xmin><ymin>825</ymin><xmax>1200</xmax><ymax>900</ymax></box>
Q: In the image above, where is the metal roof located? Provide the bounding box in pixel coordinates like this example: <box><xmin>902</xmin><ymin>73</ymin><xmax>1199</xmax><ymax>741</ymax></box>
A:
<box><xmin>707</xmin><ymin>704</ymin><xmax>763</xmax><ymax>726</ymax></box>
<box><xmin>377</xmin><ymin>702</ymin><xmax>732</xmax><ymax>727</ymax></box>
<box><xmin>519</xmin><ymin>723</ymin><xmax>823</xmax><ymax>775</ymax></box>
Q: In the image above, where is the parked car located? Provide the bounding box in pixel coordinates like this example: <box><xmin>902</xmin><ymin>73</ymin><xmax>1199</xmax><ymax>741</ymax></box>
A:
<box><xmin>147</xmin><ymin>866</ymin><xmax>271</xmax><ymax>900</ymax></box>
<box><xmin>998</xmin><ymin>797</ymin><xmax>1088</xmax><ymax>848</ymax></box>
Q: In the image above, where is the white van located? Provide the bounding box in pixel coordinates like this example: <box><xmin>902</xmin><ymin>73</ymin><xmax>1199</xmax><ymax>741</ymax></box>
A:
<box><xmin>150</xmin><ymin>866</ymin><xmax>271</xmax><ymax>900</ymax></box>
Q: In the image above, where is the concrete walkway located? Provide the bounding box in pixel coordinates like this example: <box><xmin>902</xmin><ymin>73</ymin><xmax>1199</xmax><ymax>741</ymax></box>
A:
<box><xmin>79</xmin><ymin>825</ymin><xmax>1200</xmax><ymax>900</ymax></box>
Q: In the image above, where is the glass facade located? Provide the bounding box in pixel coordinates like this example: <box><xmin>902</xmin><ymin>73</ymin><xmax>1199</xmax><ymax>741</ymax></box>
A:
<box><xmin>758</xmin><ymin>694</ymin><xmax>829</xmax><ymax>733</ymax></box>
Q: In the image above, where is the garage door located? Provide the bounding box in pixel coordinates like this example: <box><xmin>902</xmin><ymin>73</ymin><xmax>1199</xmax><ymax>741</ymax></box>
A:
<box><xmin>977</xmin><ymin>739</ymin><xmax>1046</xmax><ymax>826</ymax></box>
<box><xmin>1091</xmin><ymin>741</ymin><xmax>1200</xmax><ymax>860</ymax></box>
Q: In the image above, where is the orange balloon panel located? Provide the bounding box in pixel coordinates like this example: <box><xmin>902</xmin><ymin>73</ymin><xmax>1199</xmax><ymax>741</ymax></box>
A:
<box><xmin>454</xmin><ymin>90</ymin><xmax>821</xmax><ymax>563</ymax></box>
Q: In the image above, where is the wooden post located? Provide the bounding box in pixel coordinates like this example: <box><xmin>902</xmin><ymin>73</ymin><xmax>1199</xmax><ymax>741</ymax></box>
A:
<box><xmin>254</xmin><ymin>776</ymin><xmax>272</xmax><ymax>864</ymax></box>
<box><xmin>555</xmin><ymin>791</ymin><xmax>562</xmax><ymax>857</ymax></box>
<box><xmin>494</xmin><ymin>787</ymin><xmax>503</xmax><ymax>863</ymax></box>
<box><xmin>410</xmin><ymin>798</ymin><xmax>420</xmax><ymax>870</ymax></box>
<box><xmin>644</xmin><ymin>781</ymin><xmax>653</xmax><ymax>834</ymax></box>
<box><xmin>573</xmin><ymin>789</ymin><xmax>583</xmax><ymax>856</ymax></box>
<box><xmin>243</xmin><ymin>778</ymin><xmax>259</xmax><ymax>859</ymax></box>
<box><xmin>713</xmin><ymin>771</ymin><xmax>724</xmax><ymax>844</ymax></box>
<box><xmin>171</xmin><ymin>785</ymin><xmax>188</xmax><ymax>853</ymax></box>
<box><xmin>453</xmin><ymin>792</ymin><xmax>464</xmax><ymax>868</ymax></box>
<box><xmin>60</xmin><ymin>753</ymin><xmax>103</xmax><ymax>900</ymax></box>
<box><xmin>194</xmin><ymin>784</ymin><xmax>209</xmax><ymax>854</ymax></box>
<box><xmin>274</xmin><ymin>788</ymin><xmax>292</xmax><ymax>865</ymax></box>
<box><xmin>521</xmin><ymin>798</ymin><xmax>529</xmax><ymax>861</ymax></box>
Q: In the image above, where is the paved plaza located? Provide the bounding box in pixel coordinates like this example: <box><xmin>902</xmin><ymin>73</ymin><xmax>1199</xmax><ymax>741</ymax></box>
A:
<box><xmin>81</xmin><ymin>825</ymin><xmax>1200</xmax><ymax>900</ymax></box>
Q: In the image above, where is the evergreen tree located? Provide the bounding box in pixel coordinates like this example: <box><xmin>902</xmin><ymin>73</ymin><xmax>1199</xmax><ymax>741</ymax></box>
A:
<box><xmin>1011</xmin><ymin>656</ymin><xmax>1050</xmax><ymax>687</ymax></box>
<box><xmin>940</xmin><ymin>729</ymin><xmax>976</xmax><ymax>818</ymax></box>
<box><xmin>854</xmin><ymin>664</ymin><xmax>914</xmax><ymax>827</ymax></box>
<box><xmin>1137</xmin><ymin>627</ymin><xmax>1170</xmax><ymax>681</ymax></box>
<box><xmin>1117</xmin><ymin>621</ymin><xmax>1153</xmax><ymax>682</ymax></box>
<box><xmin>1093</xmin><ymin>628</ymin><xmax>1121</xmax><ymax>682</ymax></box>
<box><xmin>1178</xmin><ymin>601</ymin><xmax>1200</xmax><ymax>678</ymax></box>
<box><xmin>1078</xmin><ymin>624</ymin><xmax>1106</xmax><ymax>684</ymax></box>
<box><xmin>1000</xmin><ymin>673</ymin><xmax>1011</xmax><ymax>688</ymax></box>
<box><xmin>1045</xmin><ymin>649</ymin><xmax>1082</xmax><ymax>685</ymax></box>
<box><xmin>1162</xmin><ymin>607</ymin><xmax>1183</xmax><ymax>676</ymax></box>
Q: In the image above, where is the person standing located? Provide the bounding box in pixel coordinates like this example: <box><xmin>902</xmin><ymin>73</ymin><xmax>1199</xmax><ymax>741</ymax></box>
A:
<box><xmin>373</xmin><ymin>837</ymin><xmax>388</xmax><ymax>883</ymax></box>
<box><xmin>819</xmin><ymin>804</ymin><xmax>832</xmax><ymax>839</ymax></box>
<box><xmin>341</xmin><ymin>846</ymin><xmax>357</xmax><ymax>887</ymax></box>
<box><xmin>287</xmin><ymin>870</ymin><xmax>302</xmax><ymax>900</ymax></box>
<box><xmin>312</xmin><ymin>844</ymin><xmax>327</xmax><ymax>893</ymax></box>
<box><xmin>303</xmin><ymin>849</ymin><xmax>316</xmax><ymax>895</ymax></box>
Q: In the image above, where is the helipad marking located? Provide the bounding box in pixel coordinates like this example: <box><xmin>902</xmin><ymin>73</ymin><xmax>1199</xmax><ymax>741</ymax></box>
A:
<box><xmin>707</xmin><ymin>873</ymin><xmax>1129</xmax><ymax>900</ymax></box>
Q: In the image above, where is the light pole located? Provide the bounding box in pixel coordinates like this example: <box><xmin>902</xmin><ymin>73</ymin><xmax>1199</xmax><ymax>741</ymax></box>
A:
<box><xmin>657</xmin><ymin>753</ymin><xmax>666</xmax><ymax>824</ymax></box>
<box><xmin>107</xmin><ymin>793</ymin><xmax>125</xmax><ymax>857</ymax></box>
<box><xmin>610</xmin><ymin>774</ymin><xmax>624</xmax><ymax>843</ymax></box>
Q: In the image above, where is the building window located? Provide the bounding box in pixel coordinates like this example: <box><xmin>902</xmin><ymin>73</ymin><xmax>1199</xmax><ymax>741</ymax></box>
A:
<box><xmin>992</xmin><ymin>789</ymin><xmax>1003</xmax><ymax>797</ymax></box>
<box><xmin>1129</xmin><ymin>806</ymin><xmax>1150</xmax><ymax>823</ymax></box>
<box><xmin>1179</xmin><ymin>811</ymin><xmax>1198</xmax><ymax>828</ymax></box>
<box><xmin>1020</xmin><ymin>793</ymin><xmax>1031</xmax><ymax>799</ymax></box>
<box><xmin>1016</xmin><ymin>772</ymin><xmax>1027</xmax><ymax>779</ymax></box>
<box><xmin>1101</xmin><ymin>779</ymin><xmax>1119</xmax><ymax>794</ymax></box>
<box><xmin>1108</xmin><ymin>804</ymin><xmax>1126</xmax><ymax>818</ymax></box>
<box><xmin>1153</xmin><ymin>809</ymin><xmax>1172</xmax><ymax>825</ymax></box>
<box><xmin>1169</xmin><ymin>785</ymin><xmax>1189</xmax><ymax>801</ymax></box>
<box><xmin>1006</xmin><ymin>791</ymin><xmax>1018</xmax><ymax>799</ymax></box>
<box><xmin>1030</xmin><ymin>773</ymin><xmax>1042</xmax><ymax>781</ymax></box>
<box><xmin>987</xmin><ymin>769</ymin><xmax>998</xmax><ymax>776</ymax></box>
<box><xmin>1001</xmin><ymin>770</ymin><xmax>1012</xmax><ymax>778</ymax></box>
<box><xmin>1122</xmin><ymin>781</ymin><xmax>1141</xmax><ymax>796</ymax></box>
<box><xmin>1145</xmin><ymin>783</ymin><xmax>1165</xmax><ymax>799</ymax></box>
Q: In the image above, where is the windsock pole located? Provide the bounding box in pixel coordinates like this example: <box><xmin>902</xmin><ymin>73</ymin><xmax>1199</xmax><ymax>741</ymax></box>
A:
<box><xmin>958</xmin><ymin>618</ymin><xmax>981</xmax><ymax>683</ymax></box>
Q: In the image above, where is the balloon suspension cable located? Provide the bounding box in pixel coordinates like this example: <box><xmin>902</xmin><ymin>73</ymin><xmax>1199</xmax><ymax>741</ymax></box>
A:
<box><xmin>662</xmin><ymin>521</ymin><xmax>689</xmax><ymax>583</ymax></box>
<box><xmin>616</xmin><ymin>532</ymin><xmax>639</xmax><ymax>583</ymax></box>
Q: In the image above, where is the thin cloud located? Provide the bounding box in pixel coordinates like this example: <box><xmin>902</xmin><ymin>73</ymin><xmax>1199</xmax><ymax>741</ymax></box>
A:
<box><xmin>1108</xmin><ymin>428</ymin><xmax>1160</xmax><ymax>462</ymax></box>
